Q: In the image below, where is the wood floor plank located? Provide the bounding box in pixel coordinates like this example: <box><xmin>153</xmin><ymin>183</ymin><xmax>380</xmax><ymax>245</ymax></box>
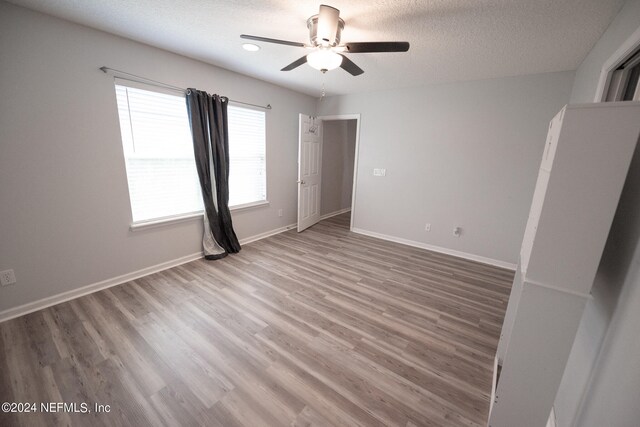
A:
<box><xmin>291</xmin><ymin>405</ymin><xmax>337</xmax><ymax>427</ymax></box>
<box><xmin>0</xmin><ymin>213</ymin><xmax>512</xmax><ymax>426</ymax></box>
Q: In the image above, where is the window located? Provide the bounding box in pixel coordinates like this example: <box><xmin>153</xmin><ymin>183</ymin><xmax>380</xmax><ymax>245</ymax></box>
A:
<box><xmin>114</xmin><ymin>82</ymin><xmax>267</xmax><ymax>224</ymax></box>
<box><xmin>227</xmin><ymin>105</ymin><xmax>266</xmax><ymax>207</ymax></box>
<box><xmin>115</xmin><ymin>84</ymin><xmax>202</xmax><ymax>223</ymax></box>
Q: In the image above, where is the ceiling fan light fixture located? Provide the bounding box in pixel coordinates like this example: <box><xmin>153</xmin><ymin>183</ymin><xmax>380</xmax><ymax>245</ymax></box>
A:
<box><xmin>307</xmin><ymin>49</ymin><xmax>342</xmax><ymax>72</ymax></box>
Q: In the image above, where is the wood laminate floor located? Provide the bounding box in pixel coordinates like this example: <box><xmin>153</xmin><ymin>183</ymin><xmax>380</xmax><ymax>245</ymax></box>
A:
<box><xmin>0</xmin><ymin>214</ymin><xmax>513</xmax><ymax>427</ymax></box>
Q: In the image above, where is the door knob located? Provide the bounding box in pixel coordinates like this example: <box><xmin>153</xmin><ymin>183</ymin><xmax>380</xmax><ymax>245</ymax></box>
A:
<box><xmin>298</xmin><ymin>180</ymin><xmax>305</xmax><ymax>184</ymax></box>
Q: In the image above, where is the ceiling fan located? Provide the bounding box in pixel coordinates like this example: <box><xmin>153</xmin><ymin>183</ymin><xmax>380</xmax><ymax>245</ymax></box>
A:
<box><xmin>240</xmin><ymin>4</ymin><xmax>410</xmax><ymax>76</ymax></box>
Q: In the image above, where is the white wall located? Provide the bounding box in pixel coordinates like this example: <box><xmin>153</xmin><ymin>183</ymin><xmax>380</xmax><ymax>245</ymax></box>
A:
<box><xmin>554</xmin><ymin>1</ymin><xmax>640</xmax><ymax>426</ymax></box>
<box><xmin>320</xmin><ymin>120</ymin><xmax>356</xmax><ymax>216</ymax></box>
<box><xmin>0</xmin><ymin>2</ymin><xmax>316</xmax><ymax>314</ymax></box>
<box><xmin>573</xmin><ymin>146</ymin><xmax>640</xmax><ymax>427</ymax></box>
<box><xmin>318</xmin><ymin>72</ymin><xmax>574</xmax><ymax>266</ymax></box>
<box><xmin>554</xmin><ymin>152</ymin><xmax>640</xmax><ymax>426</ymax></box>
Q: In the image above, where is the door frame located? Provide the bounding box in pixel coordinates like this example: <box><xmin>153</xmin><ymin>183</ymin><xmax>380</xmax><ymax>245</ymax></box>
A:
<box><xmin>317</xmin><ymin>114</ymin><xmax>361</xmax><ymax>231</ymax></box>
<box><xmin>595</xmin><ymin>25</ymin><xmax>640</xmax><ymax>102</ymax></box>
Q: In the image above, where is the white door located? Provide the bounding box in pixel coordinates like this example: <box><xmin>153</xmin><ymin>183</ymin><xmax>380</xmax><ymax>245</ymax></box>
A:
<box><xmin>297</xmin><ymin>114</ymin><xmax>322</xmax><ymax>232</ymax></box>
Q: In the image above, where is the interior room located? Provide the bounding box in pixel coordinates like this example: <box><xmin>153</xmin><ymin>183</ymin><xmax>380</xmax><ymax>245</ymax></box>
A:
<box><xmin>1</xmin><ymin>1</ymin><xmax>640</xmax><ymax>426</ymax></box>
<box><xmin>320</xmin><ymin>119</ymin><xmax>356</xmax><ymax>220</ymax></box>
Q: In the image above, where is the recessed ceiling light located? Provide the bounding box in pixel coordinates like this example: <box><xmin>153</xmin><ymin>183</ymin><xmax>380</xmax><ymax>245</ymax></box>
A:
<box><xmin>242</xmin><ymin>43</ymin><xmax>260</xmax><ymax>52</ymax></box>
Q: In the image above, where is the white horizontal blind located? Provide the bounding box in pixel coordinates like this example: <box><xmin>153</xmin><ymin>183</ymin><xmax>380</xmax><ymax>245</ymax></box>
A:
<box><xmin>227</xmin><ymin>106</ymin><xmax>266</xmax><ymax>206</ymax></box>
<box><xmin>115</xmin><ymin>85</ymin><xmax>203</xmax><ymax>222</ymax></box>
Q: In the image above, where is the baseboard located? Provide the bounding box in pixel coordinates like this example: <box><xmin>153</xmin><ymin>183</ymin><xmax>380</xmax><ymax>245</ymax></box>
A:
<box><xmin>0</xmin><ymin>251</ymin><xmax>203</xmax><ymax>323</ymax></box>
<box><xmin>320</xmin><ymin>208</ymin><xmax>351</xmax><ymax>221</ymax></box>
<box><xmin>351</xmin><ymin>227</ymin><xmax>517</xmax><ymax>270</ymax></box>
<box><xmin>0</xmin><ymin>222</ymin><xmax>297</xmax><ymax>323</ymax></box>
<box><xmin>1</xmin><ymin>221</ymin><xmax>512</xmax><ymax>322</ymax></box>
<box><xmin>239</xmin><ymin>223</ymin><xmax>297</xmax><ymax>245</ymax></box>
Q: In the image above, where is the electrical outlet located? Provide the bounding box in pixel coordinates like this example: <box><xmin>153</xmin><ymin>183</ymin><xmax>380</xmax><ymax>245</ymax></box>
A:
<box><xmin>373</xmin><ymin>168</ymin><xmax>386</xmax><ymax>177</ymax></box>
<box><xmin>453</xmin><ymin>227</ymin><xmax>462</xmax><ymax>237</ymax></box>
<box><xmin>278</xmin><ymin>209</ymin><xmax>283</xmax><ymax>217</ymax></box>
<box><xmin>425</xmin><ymin>223</ymin><xmax>431</xmax><ymax>232</ymax></box>
<box><xmin>0</xmin><ymin>269</ymin><xmax>16</xmax><ymax>287</ymax></box>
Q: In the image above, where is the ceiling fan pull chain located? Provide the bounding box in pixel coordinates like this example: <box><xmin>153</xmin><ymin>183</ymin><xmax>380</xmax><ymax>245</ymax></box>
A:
<box><xmin>310</xmin><ymin>81</ymin><xmax>326</xmax><ymax>134</ymax></box>
<box><xmin>313</xmin><ymin>81</ymin><xmax>326</xmax><ymax>124</ymax></box>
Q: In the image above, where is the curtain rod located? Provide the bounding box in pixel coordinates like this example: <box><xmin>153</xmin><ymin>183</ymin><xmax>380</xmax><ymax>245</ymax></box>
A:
<box><xmin>99</xmin><ymin>66</ymin><xmax>272</xmax><ymax>110</ymax></box>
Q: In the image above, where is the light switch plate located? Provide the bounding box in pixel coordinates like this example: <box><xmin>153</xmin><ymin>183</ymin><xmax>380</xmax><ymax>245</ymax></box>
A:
<box><xmin>373</xmin><ymin>168</ymin><xmax>386</xmax><ymax>177</ymax></box>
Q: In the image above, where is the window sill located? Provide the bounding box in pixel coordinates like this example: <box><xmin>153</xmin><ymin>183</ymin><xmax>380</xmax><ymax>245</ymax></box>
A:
<box><xmin>230</xmin><ymin>200</ymin><xmax>270</xmax><ymax>211</ymax></box>
<box><xmin>129</xmin><ymin>200</ymin><xmax>269</xmax><ymax>231</ymax></box>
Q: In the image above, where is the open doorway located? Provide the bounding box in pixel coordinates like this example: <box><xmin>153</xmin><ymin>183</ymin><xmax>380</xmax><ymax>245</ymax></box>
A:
<box><xmin>320</xmin><ymin>118</ymin><xmax>357</xmax><ymax>222</ymax></box>
<box><xmin>297</xmin><ymin>114</ymin><xmax>360</xmax><ymax>232</ymax></box>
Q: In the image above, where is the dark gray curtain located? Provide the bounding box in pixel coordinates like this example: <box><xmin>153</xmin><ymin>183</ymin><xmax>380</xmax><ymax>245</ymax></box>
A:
<box><xmin>186</xmin><ymin>89</ymin><xmax>241</xmax><ymax>259</ymax></box>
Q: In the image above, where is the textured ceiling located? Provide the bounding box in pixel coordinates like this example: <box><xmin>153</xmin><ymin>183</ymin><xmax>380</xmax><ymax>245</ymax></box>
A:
<box><xmin>7</xmin><ymin>0</ymin><xmax>625</xmax><ymax>97</ymax></box>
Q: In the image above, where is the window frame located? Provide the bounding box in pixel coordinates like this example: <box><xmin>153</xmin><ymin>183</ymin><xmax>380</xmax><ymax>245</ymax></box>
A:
<box><xmin>128</xmin><ymin>199</ymin><xmax>270</xmax><ymax>231</ymax></box>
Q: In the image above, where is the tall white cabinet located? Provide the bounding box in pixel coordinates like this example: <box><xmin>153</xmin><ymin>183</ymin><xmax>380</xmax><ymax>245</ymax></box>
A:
<box><xmin>489</xmin><ymin>102</ymin><xmax>640</xmax><ymax>427</ymax></box>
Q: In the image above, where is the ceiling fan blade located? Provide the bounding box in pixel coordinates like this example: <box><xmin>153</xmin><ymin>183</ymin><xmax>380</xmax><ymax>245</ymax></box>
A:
<box><xmin>317</xmin><ymin>5</ymin><xmax>340</xmax><ymax>45</ymax></box>
<box><xmin>345</xmin><ymin>41</ymin><xmax>410</xmax><ymax>53</ymax></box>
<box><xmin>241</xmin><ymin>34</ymin><xmax>306</xmax><ymax>48</ymax></box>
<box><xmin>339</xmin><ymin>54</ymin><xmax>364</xmax><ymax>76</ymax></box>
<box><xmin>281</xmin><ymin>56</ymin><xmax>308</xmax><ymax>71</ymax></box>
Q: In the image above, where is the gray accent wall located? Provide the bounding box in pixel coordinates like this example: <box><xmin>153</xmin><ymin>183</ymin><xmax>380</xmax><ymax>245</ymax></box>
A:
<box><xmin>554</xmin><ymin>1</ymin><xmax>640</xmax><ymax>426</ymax></box>
<box><xmin>318</xmin><ymin>72</ymin><xmax>574</xmax><ymax>265</ymax></box>
<box><xmin>320</xmin><ymin>120</ymin><xmax>356</xmax><ymax>216</ymax></box>
<box><xmin>0</xmin><ymin>2</ymin><xmax>316</xmax><ymax>313</ymax></box>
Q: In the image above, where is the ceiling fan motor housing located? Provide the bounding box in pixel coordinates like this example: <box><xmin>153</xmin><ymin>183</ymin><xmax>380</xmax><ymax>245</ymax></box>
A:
<box><xmin>307</xmin><ymin>15</ymin><xmax>345</xmax><ymax>47</ymax></box>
